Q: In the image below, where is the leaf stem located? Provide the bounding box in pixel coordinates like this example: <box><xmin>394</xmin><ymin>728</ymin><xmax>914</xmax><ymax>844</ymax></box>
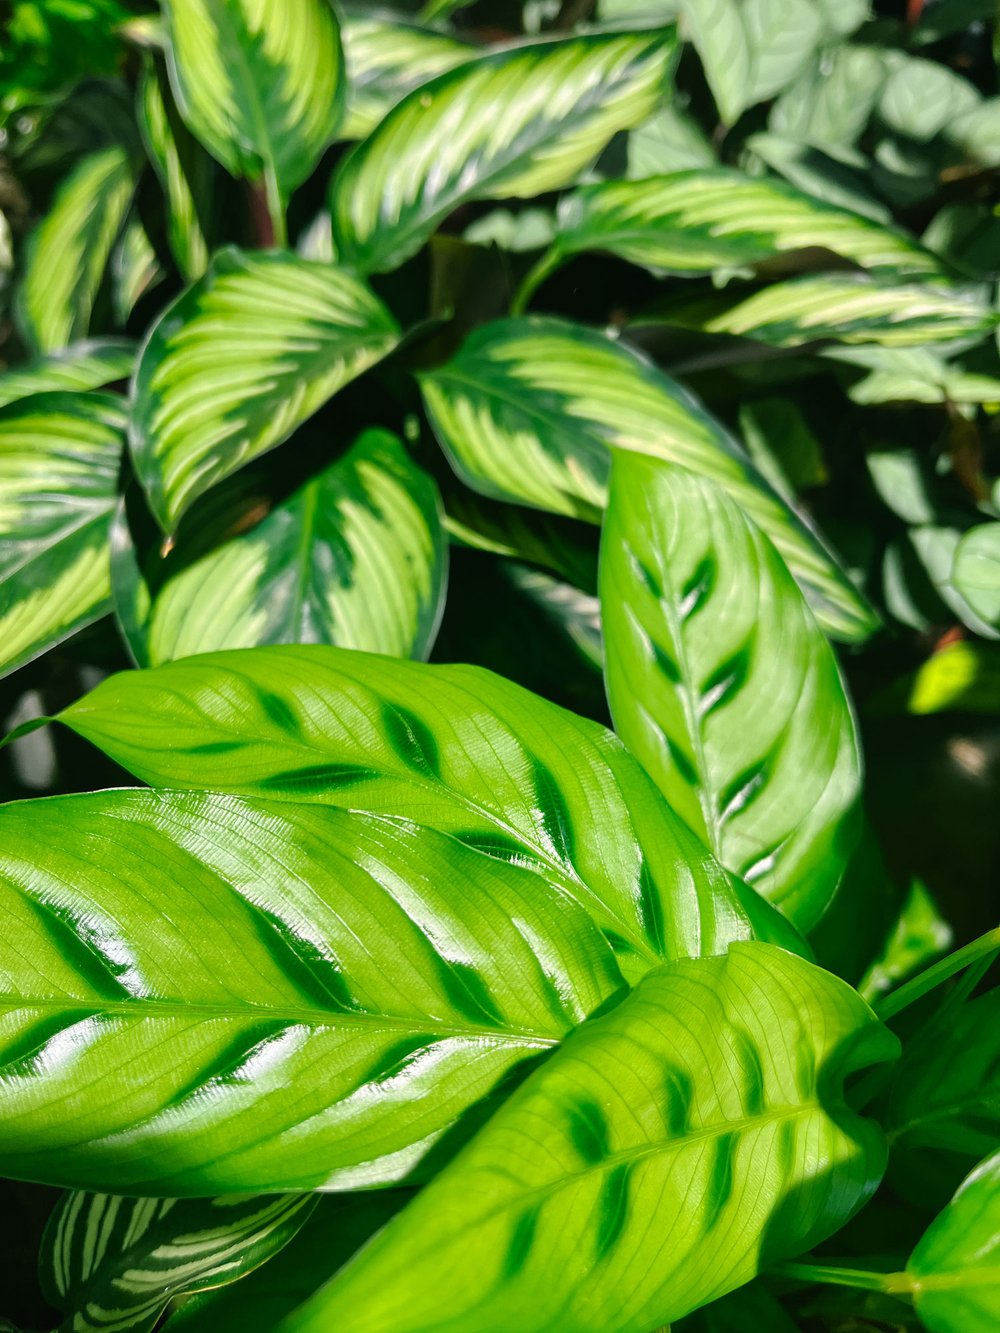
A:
<box><xmin>771</xmin><ymin>1262</ymin><xmax>909</xmax><ymax>1293</ymax></box>
<box><xmin>511</xmin><ymin>250</ymin><xmax>561</xmax><ymax>316</ymax></box>
<box><xmin>875</xmin><ymin>925</ymin><xmax>1000</xmax><ymax>1021</ymax></box>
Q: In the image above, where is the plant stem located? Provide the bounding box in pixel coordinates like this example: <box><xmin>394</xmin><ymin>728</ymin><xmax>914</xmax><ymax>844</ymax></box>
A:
<box><xmin>771</xmin><ymin>1262</ymin><xmax>909</xmax><ymax>1293</ymax></box>
<box><xmin>511</xmin><ymin>250</ymin><xmax>561</xmax><ymax>316</ymax></box>
<box><xmin>876</xmin><ymin>925</ymin><xmax>1000</xmax><ymax>1021</ymax></box>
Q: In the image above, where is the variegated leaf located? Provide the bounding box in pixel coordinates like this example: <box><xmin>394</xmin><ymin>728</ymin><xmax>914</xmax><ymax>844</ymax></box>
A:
<box><xmin>0</xmin><ymin>340</ymin><xmax>133</xmax><ymax>409</ymax></box>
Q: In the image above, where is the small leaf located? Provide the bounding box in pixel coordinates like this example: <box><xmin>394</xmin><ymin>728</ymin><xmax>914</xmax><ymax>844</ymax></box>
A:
<box><xmin>0</xmin><ymin>393</ymin><xmax>124</xmax><ymax>679</ymax></box>
<box><xmin>329</xmin><ymin>29</ymin><xmax>676</xmax><ymax>273</ymax></box>
<box><xmin>130</xmin><ymin>247</ymin><xmax>400</xmax><ymax>530</ymax></box>
<box><xmin>600</xmin><ymin>453</ymin><xmax>861</xmax><ymax>928</ymax></box>
<box><xmin>40</xmin><ymin>1190</ymin><xmax>317</xmax><ymax>1333</ymax></box>
<box><xmin>284</xmin><ymin>943</ymin><xmax>895</xmax><ymax>1333</ymax></box>
<box><xmin>0</xmin><ymin>340</ymin><xmax>134</xmax><ymax>409</ymax></box>
<box><xmin>952</xmin><ymin>524</ymin><xmax>1000</xmax><ymax>626</ymax></box>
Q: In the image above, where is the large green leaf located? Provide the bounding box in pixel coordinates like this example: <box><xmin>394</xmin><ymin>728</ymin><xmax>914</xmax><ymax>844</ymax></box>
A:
<box><xmin>161</xmin><ymin>0</ymin><xmax>344</xmax><ymax>210</ymax></box>
<box><xmin>952</xmin><ymin>524</ymin><xmax>1000</xmax><ymax>626</ymax></box>
<box><xmin>0</xmin><ymin>340</ymin><xmax>133</xmax><ymax>409</ymax></box>
<box><xmin>50</xmin><ymin>646</ymin><xmax>797</xmax><ymax>979</ymax></box>
<box><xmin>40</xmin><ymin>1190</ymin><xmax>317</xmax><ymax>1333</ymax></box>
<box><xmin>117</xmin><ymin>429</ymin><xmax>448</xmax><ymax>665</ymax></box>
<box><xmin>419</xmin><ymin>317</ymin><xmax>875</xmax><ymax>642</ymax></box>
<box><xmin>328</xmin><ymin>30</ymin><xmax>676</xmax><ymax>273</ymax></box>
<box><xmin>129</xmin><ymin>247</ymin><xmax>400</xmax><ymax>530</ymax></box>
<box><xmin>0</xmin><ymin>787</ymin><xmax>623</xmax><ymax>1194</ymax></box>
<box><xmin>906</xmin><ymin>1148</ymin><xmax>1000</xmax><ymax>1332</ymax></box>
<box><xmin>600</xmin><ymin>453</ymin><xmax>861</xmax><ymax>929</ymax></box>
<box><xmin>0</xmin><ymin>393</ymin><xmax>124</xmax><ymax>679</ymax></box>
<box><xmin>285</xmin><ymin>942</ymin><xmax>895</xmax><ymax>1333</ymax></box>
<box><xmin>18</xmin><ymin>145</ymin><xmax>135</xmax><ymax>354</ymax></box>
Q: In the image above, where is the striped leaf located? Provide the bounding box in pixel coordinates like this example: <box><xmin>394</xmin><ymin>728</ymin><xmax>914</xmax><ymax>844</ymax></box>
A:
<box><xmin>0</xmin><ymin>393</ymin><xmax>124</xmax><ymax>679</ymax></box>
<box><xmin>285</xmin><ymin>942</ymin><xmax>896</xmax><ymax>1333</ymax></box>
<box><xmin>0</xmin><ymin>787</ymin><xmax>623</xmax><ymax>1193</ymax></box>
<box><xmin>161</xmin><ymin>0</ymin><xmax>344</xmax><ymax>211</ymax></box>
<box><xmin>419</xmin><ymin>317</ymin><xmax>876</xmax><ymax>642</ymax></box>
<box><xmin>130</xmin><ymin>248</ymin><xmax>400</xmax><ymax>530</ymax></box>
<box><xmin>18</xmin><ymin>146</ymin><xmax>135</xmax><ymax>353</ymax></box>
<box><xmin>341</xmin><ymin>13</ymin><xmax>472</xmax><ymax>140</ymax></box>
<box><xmin>40</xmin><ymin>1191</ymin><xmax>316</xmax><ymax>1333</ymax></box>
<box><xmin>654</xmin><ymin>274</ymin><xmax>1000</xmax><ymax>348</ymax></box>
<box><xmin>52</xmin><ymin>645</ymin><xmax>798</xmax><ymax>980</ymax></box>
<box><xmin>117</xmin><ymin>429</ymin><xmax>447</xmax><ymax>664</ymax></box>
<box><xmin>329</xmin><ymin>30</ymin><xmax>676</xmax><ymax>273</ymax></box>
<box><xmin>542</xmin><ymin>169</ymin><xmax>940</xmax><ymax>283</ymax></box>
<box><xmin>600</xmin><ymin>453</ymin><xmax>861</xmax><ymax>929</ymax></box>
<box><xmin>0</xmin><ymin>340</ymin><xmax>133</xmax><ymax>409</ymax></box>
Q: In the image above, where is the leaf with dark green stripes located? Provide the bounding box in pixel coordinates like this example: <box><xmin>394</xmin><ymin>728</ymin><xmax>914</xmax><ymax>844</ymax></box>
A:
<box><xmin>52</xmin><ymin>645</ymin><xmax>800</xmax><ymax>979</ymax></box>
<box><xmin>600</xmin><ymin>453</ymin><xmax>861</xmax><ymax>929</ymax></box>
<box><xmin>40</xmin><ymin>1190</ymin><xmax>317</xmax><ymax>1333</ymax></box>
<box><xmin>161</xmin><ymin>0</ymin><xmax>344</xmax><ymax>216</ymax></box>
<box><xmin>0</xmin><ymin>340</ymin><xmax>133</xmax><ymax>409</ymax></box>
<box><xmin>284</xmin><ymin>942</ymin><xmax>896</xmax><ymax>1333</ymax></box>
<box><xmin>329</xmin><ymin>30</ymin><xmax>676</xmax><ymax>273</ymax></box>
<box><xmin>116</xmin><ymin>429</ymin><xmax>448</xmax><ymax>664</ymax></box>
<box><xmin>340</xmin><ymin>13</ymin><xmax>473</xmax><ymax>140</ymax></box>
<box><xmin>0</xmin><ymin>787</ymin><xmax>623</xmax><ymax>1193</ymax></box>
<box><xmin>419</xmin><ymin>316</ymin><xmax>876</xmax><ymax>642</ymax></box>
<box><xmin>17</xmin><ymin>145</ymin><xmax>136</xmax><ymax>353</ymax></box>
<box><xmin>0</xmin><ymin>393</ymin><xmax>124</xmax><ymax>680</ymax></box>
<box><xmin>129</xmin><ymin>247</ymin><xmax>400</xmax><ymax>530</ymax></box>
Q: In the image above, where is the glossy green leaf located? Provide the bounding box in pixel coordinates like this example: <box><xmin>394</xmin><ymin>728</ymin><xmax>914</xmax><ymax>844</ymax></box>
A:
<box><xmin>53</xmin><ymin>645</ymin><xmax>797</xmax><ymax>979</ymax></box>
<box><xmin>340</xmin><ymin>13</ymin><xmax>472</xmax><ymax>140</ymax></box>
<box><xmin>0</xmin><ymin>340</ymin><xmax>133</xmax><ymax>409</ymax></box>
<box><xmin>656</xmin><ymin>275</ymin><xmax>1000</xmax><ymax>348</ymax></box>
<box><xmin>545</xmin><ymin>170</ymin><xmax>939</xmax><ymax>279</ymax></box>
<box><xmin>40</xmin><ymin>1190</ymin><xmax>317</xmax><ymax>1333</ymax></box>
<box><xmin>329</xmin><ymin>30</ymin><xmax>676</xmax><ymax>273</ymax></box>
<box><xmin>18</xmin><ymin>145</ymin><xmax>135</xmax><ymax>353</ymax></box>
<box><xmin>419</xmin><ymin>317</ymin><xmax>876</xmax><ymax>642</ymax></box>
<box><xmin>907</xmin><ymin>1148</ymin><xmax>1000</xmax><ymax>1332</ymax></box>
<box><xmin>118</xmin><ymin>430</ymin><xmax>448</xmax><ymax>664</ymax></box>
<box><xmin>286</xmin><ymin>943</ymin><xmax>895</xmax><ymax>1333</ymax></box>
<box><xmin>130</xmin><ymin>247</ymin><xmax>400</xmax><ymax>530</ymax></box>
<box><xmin>952</xmin><ymin>524</ymin><xmax>1000</xmax><ymax>626</ymax></box>
<box><xmin>600</xmin><ymin>453</ymin><xmax>861</xmax><ymax>928</ymax></box>
<box><xmin>0</xmin><ymin>393</ymin><xmax>124</xmax><ymax>679</ymax></box>
<box><xmin>0</xmin><ymin>787</ymin><xmax>623</xmax><ymax>1193</ymax></box>
<box><xmin>161</xmin><ymin>0</ymin><xmax>344</xmax><ymax>209</ymax></box>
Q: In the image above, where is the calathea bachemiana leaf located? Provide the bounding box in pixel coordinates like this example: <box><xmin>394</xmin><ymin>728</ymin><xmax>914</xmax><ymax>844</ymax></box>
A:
<box><xmin>160</xmin><ymin>0</ymin><xmax>344</xmax><ymax>216</ymax></box>
<box><xmin>0</xmin><ymin>393</ymin><xmax>125</xmax><ymax>680</ymax></box>
<box><xmin>284</xmin><ymin>942</ymin><xmax>896</xmax><ymax>1333</ymax></box>
<box><xmin>0</xmin><ymin>788</ymin><xmax>623</xmax><ymax>1193</ymax></box>
<box><xmin>18</xmin><ymin>145</ymin><xmax>136</xmax><ymax>354</ymax></box>
<box><xmin>130</xmin><ymin>248</ymin><xmax>400</xmax><ymax>530</ymax></box>
<box><xmin>40</xmin><ymin>1190</ymin><xmax>317</xmax><ymax>1333</ymax></box>
<box><xmin>340</xmin><ymin>12</ymin><xmax>473</xmax><ymax>140</ymax></box>
<box><xmin>600</xmin><ymin>453</ymin><xmax>861</xmax><ymax>929</ymax></box>
<box><xmin>0</xmin><ymin>339</ymin><xmax>134</xmax><ymax>409</ymax></box>
<box><xmin>419</xmin><ymin>316</ymin><xmax>876</xmax><ymax>641</ymax></box>
<box><xmin>49</xmin><ymin>645</ymin><xmax>800</xmax><ymax>979</ymax></box>
<box><xmin>113</xmin><ymin>429</ymin><xmax>448</xmax><ymax>665</ymax></box>
<box><xmin>328</xmin><ymin>29</ymin><xmax>677</xmax><ymax>273</ymax></box>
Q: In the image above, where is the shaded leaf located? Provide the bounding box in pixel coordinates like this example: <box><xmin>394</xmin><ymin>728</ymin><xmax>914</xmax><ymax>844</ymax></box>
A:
<box><xmin>952</xmin><ymin>524</ymin><xmax>1000</xmax><ymax>627</ymax></box>
<box><xmin>0</xmin><ymin>340</ymin><xmax>133</xmax><ymax>408</ymax></box>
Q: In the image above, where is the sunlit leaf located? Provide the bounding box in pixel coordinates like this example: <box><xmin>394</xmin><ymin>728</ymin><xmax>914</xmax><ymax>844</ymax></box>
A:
<box><xmin>0</xmin><ymin>340</ymin><xmax>133</xmax><ymax>409</ymax></box>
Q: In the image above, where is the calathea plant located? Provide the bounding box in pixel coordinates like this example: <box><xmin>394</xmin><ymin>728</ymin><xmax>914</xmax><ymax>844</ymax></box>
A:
<box><xmin>0</xmin><ymin>1</ymin><xmax>999</xmax><ymax>1331</ymax></box>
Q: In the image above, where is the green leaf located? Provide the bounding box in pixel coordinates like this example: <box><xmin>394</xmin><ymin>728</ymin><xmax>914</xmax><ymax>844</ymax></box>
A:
<box><xmin>18</xmin><ymin>145</ymin><xmax>135</xmax><ymax>353</ymax></box>
<box><xmin>129</xmin><ymin>247</ymin><xmax>400</xmax><ymax>530</ymax></box>
<box><xmin>161</xmin><ymin>0</ymin><xmax>344</xmax><ymax>212</ymax></box>
<box><xmin>340</xmin><ymin>13</ymin><xmax>472</xmax><ymax>140</ymax></box>
<box><xmin>53</xmin><ymin>645</ymin><xmax>794</xmax><ymax>979</ymax></box>
<box><xmin>739</xmin><ymin>397</ymin><xmax>827</xmax><ymax>502</ymax></box>
<box><xmin>545</xmin><ymin>169</ymin><xmax>938</xmax><ymax>279</ymax></box>
<box><xmin>0</xmin><ymin>339</ymin><xmax>133</xmax><ymax>408</ymax></box>
<box><xmin>907</xmin><ymin>1148</ymin><xmax>1000</xmax><ymax>1333</ymax></box>
<box><xmin>284</xmin><ymin>942</ymin><xmax>895</xmax><ymax>1333</ymax></box>
<box><xmin>329</xmin><ymin>29</ymin><xmax>677</xmax><ymax>273</ymax></box>
<box><xmin>0</xmin><ymin>392</ymin><xmax>124</xmax><ymax>679</ymax></box>
<box><xmin>747</xmin><ymin>133</ymin><xmax>892</xmax><ymax>223</ymax></box>
<box><xmin>40</xmin><ymin>1190</ymin><xmax>317</xmax><ymax>1333</ymax></box>
<box><xmin>600</xmin><ymin>453</ymin><xmax>861</xmax><ymax>929</ymax></box>
<box><xmin>829</xmin><ymin>346</ymin><xmax>1000</xmax><ymax>407</ymax></box>
<box><xmin>118</xmin><ymin>429</ymin><xmax>448</xmax><ymax>664</ymax></box>
<box><xmin>769</xmin><ymin>46</ymin><xmax>889</xmax><ymax>150</ymax></box>
<box><xmin>419</xmin><ymin>316</ymin><xmax>876</xmax><ymax>642</ymax></box>
<box><xmin>952</xmin><ymin>524</ymin><xmax>1000</xmax><ymax>627</ymax></box>
<box><xmin>626</xmin><ymin>102</ymin><xmax>715</xmax><ymax>176</ymax></box>
<box><xmin>0</xmin><ymin>787</ymin><xmax>623</xmax><ymax>1193</ymax></box>
<box><xmin>892</xmin><ymin>640</ymin><xmax>1000</xmax><ymax>715</ymax></box>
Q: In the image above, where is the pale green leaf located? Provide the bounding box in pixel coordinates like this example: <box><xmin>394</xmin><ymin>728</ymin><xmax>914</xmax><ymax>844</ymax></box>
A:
<box><xmin>829</xmin><ymin>346</ymin><xmax>1000</xmax><ymax>406</ymax></box>
<box><xmin>112</xmin><ymin>218</ymin><xmax>164</xmax><ymax>323</ymax></box>
<box><xmin>769</xmin><ymin>46</ymin><xmax>889</xmax><ymax>149</ymax></box>
<box><xmin>952</xmin><ymin>524</ymin><xmax>1000</xmax><ymax>626</ymax></box>
<box><xmin>626</xmin><ymin>102</ymin><xmax>715</xmax><ymax>176</ymax></box>
<box><xmin>0</xmin><ymin>340</ymin><xmax>134</xmax><ymax>409</ymax></box>
<box><xmin>746</xmin><ymin>134</ymin><xmax>891</xmax><ymax>222</ymax></box>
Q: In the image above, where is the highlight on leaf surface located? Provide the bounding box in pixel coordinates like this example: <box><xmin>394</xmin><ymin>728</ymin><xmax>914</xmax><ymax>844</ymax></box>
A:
<box><xmin>0</xmin><ymin>339</ymin><xmax>134</xmax><ymax>409</ymax></box>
